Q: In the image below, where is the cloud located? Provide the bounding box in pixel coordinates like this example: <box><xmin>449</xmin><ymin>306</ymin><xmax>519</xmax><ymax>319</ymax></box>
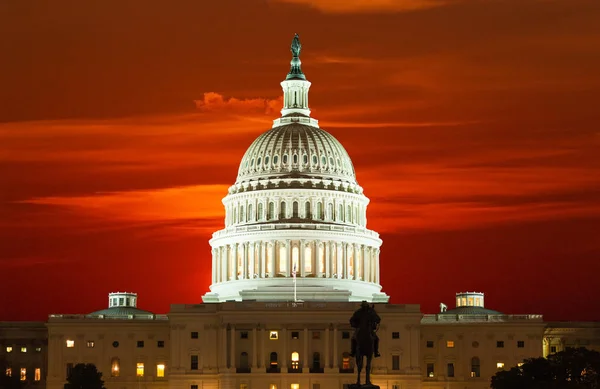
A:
<box><xmin>194</xmin><ymin>92</ymin><xmax>282</xmax><ymax>116</ymax></box>
<box><xmin>271</xmin><ymin>0</ymin><xmax>451</xmax><ymax>13</ymax></box>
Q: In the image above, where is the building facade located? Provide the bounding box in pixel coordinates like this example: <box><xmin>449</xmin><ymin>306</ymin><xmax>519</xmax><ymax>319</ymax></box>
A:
<box><xmin>3</xmin><ymin>35</ymin><xmax>600</xmax><ymax>389</ymax></box>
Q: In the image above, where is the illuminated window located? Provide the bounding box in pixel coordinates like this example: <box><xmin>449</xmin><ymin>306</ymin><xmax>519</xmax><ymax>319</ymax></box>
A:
<box><xmin>6</xmin><ymin>346</ymin><xmax>12</xmax><ymax>353</ymax></box>
<box><xmin>66</xmin><ymin>340</ymin><xmax>75</xmax><ymax>348</ymax></box>
<box><xmin>240</xmin><ymin>384</ymin><xmax>248</xmax><ymax>389</ymax></box>
<box><xmin>156</xmin><ymin>364</ymin><xmax>165</xmax><ymax>378</ymax></box>
<box><xmin>426</xmin><ymin>363</ymin><xmax>434</xmax><ymax>377</ymax></box>
<box><xmin>269</xmin><ymin>331</ymin><xmax>279</xmax><ymax>340</ymax></box>
<box><xmin>34</xmin><ymin>368</ymin><xmax>41</xmax><ymax>381</ymax></box>
<box><xmin>291</xmin><ymin>352</ymin><xmax>300</xmax><ymax>370</ymax></box>
<box><xmin>136</xmin><ymin>363</ymin><xmax>144</xmax><ymax>377</ymax></box>
<box><xmin>20</xmin><ymin>368</ymin><xmax>26</xmax><ymax>381</ymax></box>
<box><xmin>87</xmin><ymin>341</ymin><xmax>95</xmax><ymax>348</ymax></box>
<box><xmin>291</xmin><ymin>384</ymin><xmax>299</xmax><ymax>389</ymax></box>
<box><xmin>6</xmin><ymin>368</ymin><xmax>12</xmax><ymax>377</ymax></box>
<box><xmin>270</xmin><ymin>384</ymin><xmax>277</xmax><ymax>389</ymax></box>
<box><xmin>35</xmin><ymin>347</ymin><xmax>42</xmax><ymax>352</ymax></box>
<box><xmin>446</xmin><ymin>341</ymin><xmax>454</xmax><ymax>348</ymax></box>
<box><xmin>517</xmin><ymin>362</ymin><xmax>524</xmax><ymax>367</ymax></box>
<box><xmin>497</xmin><ymin>362</ymin><xmax>505</xmax><ymax>369</ymax></box>
<box><xmin>111</xmin><ymin>358</ymin><xmax>120</xmax><ymax>377</ymax></box>
<box><xmin>20</xmin><ymin>347</ymin><xmax>27</xmax><ymax>353</ymax></box>
<box><xmin>342</xmin><ymin>352</ymin><xmax>350</xmax><ymax>370</ymax></box>
<box><xmin>291</xmin><ymin>332</ymin><xmax>299</xmax><ymax>340</ymax></box>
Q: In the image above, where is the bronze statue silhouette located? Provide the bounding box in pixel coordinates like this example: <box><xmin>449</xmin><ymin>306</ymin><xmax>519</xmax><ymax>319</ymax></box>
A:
<box><xmin>349</xmin><ymin>301</ymin><xmax>381</xmax><ymax>387</ymax></box>
<box><xmin>291</xmin><ymin>33</ymin><xmax>301</xmax><ymax>57</ymax></box>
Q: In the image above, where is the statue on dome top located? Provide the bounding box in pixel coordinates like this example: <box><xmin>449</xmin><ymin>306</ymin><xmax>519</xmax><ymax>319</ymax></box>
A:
<box><xmin>291</xmin><ymin>33</ymin><xmax>302</xmax><ymax>57</ymax></box>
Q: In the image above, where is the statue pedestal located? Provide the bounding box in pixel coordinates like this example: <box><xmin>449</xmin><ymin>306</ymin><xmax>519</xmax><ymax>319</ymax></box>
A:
<box><xmin>349</xmin><ymin>385</ymin><xmax>380</xmax><ymax>389</ymax></box>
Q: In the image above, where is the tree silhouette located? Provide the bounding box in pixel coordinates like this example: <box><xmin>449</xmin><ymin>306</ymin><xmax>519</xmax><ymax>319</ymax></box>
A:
<box><xmin>491</xmin><ymin>347</ymin><xmax>600</xmax><ymax>389</ymax></box>
<box><xmin>64</xmin><ymin>364</ymin><xmax>105</xmax><ymax>389</ymax></box>
<box><xmin>0</xmin><ymin>359</ymin><xmax>24</xmax><ymax>389</ymax></box>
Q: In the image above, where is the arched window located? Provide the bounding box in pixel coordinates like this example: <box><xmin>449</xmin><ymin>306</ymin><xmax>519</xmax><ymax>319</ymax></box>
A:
<box><xmin>248</xmin><ymin>204</ymin><xmax>253</xmax><ymax>222</ymax></box>
<box><xmin>471</xmin><ymin>357</ymin><xmax>480</xmax><ymax>378</ymax></box>
<box><xmin>317</xmin><ymin>202</ymin><xmax>323</xmax><ymax>220</ymax></box>
<box><xmin>312</xmin><ymin>352</ymin><xmax>321</xmax><ymax>369</ymax></box>
<box><xmin>240</xmin><ymin>352</ymin><xmax>249</xmax><ymax>368</ymax></box>
<box><xmin>338</xmin><ymin>204</ymin><xmax>343</xmax><ymax>222</ymax></box>
<box><xmin>293</xmin><ymin>154</ymin><xmax>298</xmax><ymax>164</ymax></box>
<box><xmin>258</xmin><ymin>203</ymin><xmax>263</xmax><ymax>221</ymax></box>
<box><xmin>346</xmin><ymin>205</ymin><xmax>352</xmax><ymax>223</ymax></box>
<box><xmin>342</xmin><ymin>352</ymin><xmax>351</xmax><ymax>370</ymax></box>
<box><xmin>240</xmin><ymin>205</ymin><xmax>245</xmax><ymax>223</ymax></box>
<box><xmin>283</xmin><ymin>154</ymin><xmax>288</xmax><ymax>164</ymax></box>
<box><xmin>280</xmin><ymin>201</ymin><xmax>286</xmax><ymax>220</ymax></box>
<box><xmin>268</xmin><ymin>202</ymin><xmax>274</xmax><ymax>220</ymax></box>
<box><xmin>303</xmin><ymin>154</ymin><xmax>308</xmax><ymax>165</ymax></box>
<box><xmin>305</xmin><ymin>202</ymin><xmax>311</xmax><ymax>219</ymax></box>
<box><xmin>270</xmin><ymin>352</ymin><xmax>278</xmax><ymax>367</ymax></box>
<box><xmin>327</xmin><ymin>203</ymin><xmax>333</xmax><ymax>220</ymax></box>
<box><xmin>111</xmin><ymin>357</ymin><xmax>120</xmax><ymax>377</ymax></box>
<box><xmin>291</xmin><ymin>351</ymin><xmax>300</xmax><ymax>370</ymax></box>
<box><xmin>292</xmin><ymin>201</ymin><xmax>299</xmax><ymax>218</ymax></box>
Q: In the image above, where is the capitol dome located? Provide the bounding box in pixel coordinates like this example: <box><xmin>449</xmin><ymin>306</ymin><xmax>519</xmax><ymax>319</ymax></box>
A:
<box><xmin>202</xmin><ymin>34</ymin><xmax>388</xmax><ymax>304</ymax></box>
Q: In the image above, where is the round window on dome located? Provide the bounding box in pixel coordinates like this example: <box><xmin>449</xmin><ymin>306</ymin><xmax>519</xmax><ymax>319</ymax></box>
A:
<box><xmin>312</xmin><ymin>155</ymin><xmax>318</xmax><ymax>165</ymax></box>
<box><xmin>329</xmin><ymin>157</ymin><xmax>334</xmax><ymax>166</ymax></box>
<box><xmin>283</xmin><ymin>154</ymin><xmax>288</xmax><ymax>164</ymax></box>
<box><xmin>273</xmin><ymin>155</ymin><xmax>279</xmax><ymax>164</ymax></box>
<box><xmin>265</xmin><ymin>156</ymin><xmax>270</xmax><ymax>165</ymax></box>
<box><xmin>321</xmin><ymin>156</ymin><xmax>326</xmax><ymax>165</ymax></box>
<box><xmin>293</xmin><ymin>154</ymin><xmax>298</xmax><ymax>164</ymax></box>
<box><xmin>257</xmin><ymin>157</ymin><xmax>262</xmax><ymax>166</ymax></box>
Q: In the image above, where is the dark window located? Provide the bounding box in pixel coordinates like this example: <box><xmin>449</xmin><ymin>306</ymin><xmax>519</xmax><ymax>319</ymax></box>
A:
<box><xmin>291</xmin><ymin>331</ymin><xmax>299</xmax><ymax>340</ymax></box>
<box><xmin>191</xmin><ymin>332</ymin><xmax>198</xmax><ymax>339</ymax></box>
<box><xmin>517</xmin><ymin>340</ymin><xmax>525</xmax><ymax>348</ymax></box>
<box><xmin>392</xmin><ymin>332</ymin><xmax>400</xmax><ymax>339</ymax></box>
<box><xmin>66</xmin><ymin>363</ymin><xmax>74</xmax><ymax>379</ymax></box>
<box><xmin>313</xmin><ymin>384</ymin><xmax>320</xmax><ymax>389</ymax></box>
<box><xmin>392</xmin><ymin>355</ymin><xmax>400</xmax><ymax>370</ymax></box>
<box><xmin>426</xmin><ymin>363</ymin><xmax>434</xmax><ymax>377</ymax></box>
<box><xmin>158</xmin><ymin>341</ymin><xmax>165</xmax><ymax>348</ymax></box>
<box><xmin>312</xmin><ymin>352</ymin><xmax>321</xmax><ymax>369</ymax></box>
<box><xmin>191</xmin><ymin>355</ymin><xmax>198</xmax><ymax>370</ymax></box>
<box><xmin>342</xmin><ymin>332</ymin><xmax>350</xmax><ymax>339</ymax></box>
<box><xmin>240</xmin><ymin>352</ymin><xmax>249</xmax><ymax>369</ymax></box>
<box><xmin>112</xmin><ymin>341</ymin><xmax>119</xmax><ymax>348</ymax></box>
<box><xmin>269</xmin><ymin>352</ymin><xmax>278</xmax><ymax>367</ymax></box>
<box><xmin>551</xmin><ymin>346</ymin><xmax>557</xmax><ymax>353</ymax></box>
<box><xmin>241</xmin><ymin>332</ymin><xmax>249</xmax><ymax>339</ymax></box>
<box><xmin>191</xmin><ymin>385</ymin><xmax>198</xmax><ymax>389</ymax></box>
<box><xmin>426</xmin><ymin>340</ymin><xmax>434</xmax><ymax>348</ymax></box>
<box><xmin>471</xmin><ymin>357</ymin><xmax>480</xmax><ymax>377</ymax></box>
<box><xmin>447</xmin><ymin>363</ymin><xmax>455</xmax><ymax>377</ymax></box>
<box><xmin>496</xmin><ymin>341</ymin><xmax>504</xmax><ymax>348</ymax></box>
<box><xmin>137</xmin><ymin>341</ymin><xmax>144</xmax><ymax>348</ymax></box>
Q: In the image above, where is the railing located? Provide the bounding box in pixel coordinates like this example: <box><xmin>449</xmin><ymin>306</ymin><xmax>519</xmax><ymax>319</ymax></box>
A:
<box><xmin>339</xmin><ymin>368</ymin><xmax>354</xmax><ymax>374</ymax></box>
<box><xmin>236</xmin><ymin>367</ymin><xmax>251</xmax><ymax>373</ymax></box>
<box><xmin>309</xmin><ymin>367</ymin><xmax>324</xmax><ymax>373</ymax></box>
<box><xmin>212</xmin><ymin>223</ymin><xmax>380</xmax><ymax>239</ymax></box>
<box><xmin>422</xmin><ymin>314</ymin><xmax>544</xmax><ymax>323</ymax></box>
<box><xmin>288</xmin><ymin>367</ymin><xmax>302</xmax><ymax>373</ymax></box>
<box><xmin>266</xmin><ymin>367</ymin><xmax>281</xmax><ymax>373</ymax></box>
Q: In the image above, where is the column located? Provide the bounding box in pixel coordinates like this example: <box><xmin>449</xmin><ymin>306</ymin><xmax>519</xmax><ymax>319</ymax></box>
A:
<box><xmin>375</xmin><ymin>248</ymin><xmax>380</xmax><ymax>283</ymax></box>
<box><xmin>281</xmin><ymin>328</ymin><xmax>288</xmax><ymax>369</ymax></box>
<box><xmin>252</xmin><ymin>328</ymin><xmax>258</xmax><ymax>369</ymax></box>
<box><xmin>261</xmin><ymin>242</ymin><xmax>266</xmax><ymax>278</ymax></box>
<box><xmin>303</xmin><ymin>328</ymin><xmax>309</xmax><ymax>372</ymax></box>
<box><xmin>316</xmin><ymin>240</ymin><xmax>322</xmax><ymax>278</ymax></box>
<box><xmin>211</xmin><ymin>248</ymin><xmax>216</xmax><ymax>283</ymax></box>
<box><xmin>300</xmin><ymin>240</ymin><xmax>306</xmax><ymax>277</ymax></box>
<box><xmin>333</xmin><ymin>327</ymin><xmax>339</xmax><ymax>369</ymax></box>
<box><xmin>324</xmin><ymin>327</ymin><xmax>330</xmax><ymax>369</ymax></box>
<box><xmin>241</xmin><ymin>243</ymin><xmax>247</xmax><ymax>279</ymax></box>
<box><xmin>230</xmin><ymin>325</ymin><xmax>236</xmax><ymax>370</ymax></box>
<box><xmin>343</xmin><ymin>243</ymin><xmax>349</xmax><ymax>279</ymax></box>
<box><xmin>233</xmin><ymin>243</ymin><xmax>239</xmax><ymax>280</ymax></box>
<box><xmin>223</xmin><ymin>246</ymin><xmax>229</xmax><ymax>282</ymax></box>
<box><xmin>249</xmin><ymin>242</ymin><xmax>255</xmax><ymax>278</ymax></box>
<box><xmin>219</xmin><ymin>326</ymin><xmax>227</xmax><ymax>370</ymax></box>
<box><xmin>270</xmin><ymin>241</ymin><xmax>276</xmax><ymax>277</ymax></box>
<box><xmin>353</xmin><ymin>243</ymin><xmax>359</xmax><ymax>280</ymax></box>
<box><xmin>324</xmin><ymin>241</ymin><xmax>330</xmax><ymax>278</ymax></box>
<box><xmin>287</xmin><ymin>239</ymin><xmax>292</xmax><ymax>277</ymax></box>
<box><xmin>261</xmin><ymin>327</ymin><xmax>266</xmax><ymax>369</ymax></box>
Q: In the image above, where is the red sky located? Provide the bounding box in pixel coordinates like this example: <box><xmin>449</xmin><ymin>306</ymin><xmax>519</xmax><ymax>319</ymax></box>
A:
<box><xmin>1</xmin><ymin>0</ymin><xmax>600</xmax><ymax>322</ymax></box>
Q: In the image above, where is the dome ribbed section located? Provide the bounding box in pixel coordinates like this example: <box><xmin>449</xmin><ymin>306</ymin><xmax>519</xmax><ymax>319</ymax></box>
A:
<box><xmin>236</xmin><ymin>123</ymin><xmax>356</xmax><ymax>186</ymax></box>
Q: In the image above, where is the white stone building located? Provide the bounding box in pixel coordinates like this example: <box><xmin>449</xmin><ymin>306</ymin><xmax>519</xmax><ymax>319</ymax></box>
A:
<box><xmin>25</xmin><ymin>34</ymin><xmax>600</xmax><ymax>389</ymax></box>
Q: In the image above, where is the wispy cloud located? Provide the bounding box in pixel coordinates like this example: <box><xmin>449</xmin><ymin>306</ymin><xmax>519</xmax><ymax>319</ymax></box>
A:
<box><xmin>271</xmin><ymin>0</ymin><xmax>452</xmax><ymax>13</ymax></box>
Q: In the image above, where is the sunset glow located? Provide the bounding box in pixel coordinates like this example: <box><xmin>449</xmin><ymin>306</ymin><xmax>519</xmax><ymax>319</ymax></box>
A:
<box><xmin>1</xmin><ymin>0</ymin><xmax>599</xmax><ymax>320</ymax></box>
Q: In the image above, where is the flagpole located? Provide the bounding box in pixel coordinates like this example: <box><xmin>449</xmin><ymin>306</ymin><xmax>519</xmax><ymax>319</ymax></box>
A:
<box><xmin>292</xmin><ymin>263</ymin><xmax>297</xmax><ymax>302</ymax></box>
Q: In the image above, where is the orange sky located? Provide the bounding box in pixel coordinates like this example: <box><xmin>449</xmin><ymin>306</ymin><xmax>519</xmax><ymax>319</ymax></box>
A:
<box><xmin>1</xmin><ymin>0</ymin><xmax>600</xmax><ymax>321</ymax></box>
